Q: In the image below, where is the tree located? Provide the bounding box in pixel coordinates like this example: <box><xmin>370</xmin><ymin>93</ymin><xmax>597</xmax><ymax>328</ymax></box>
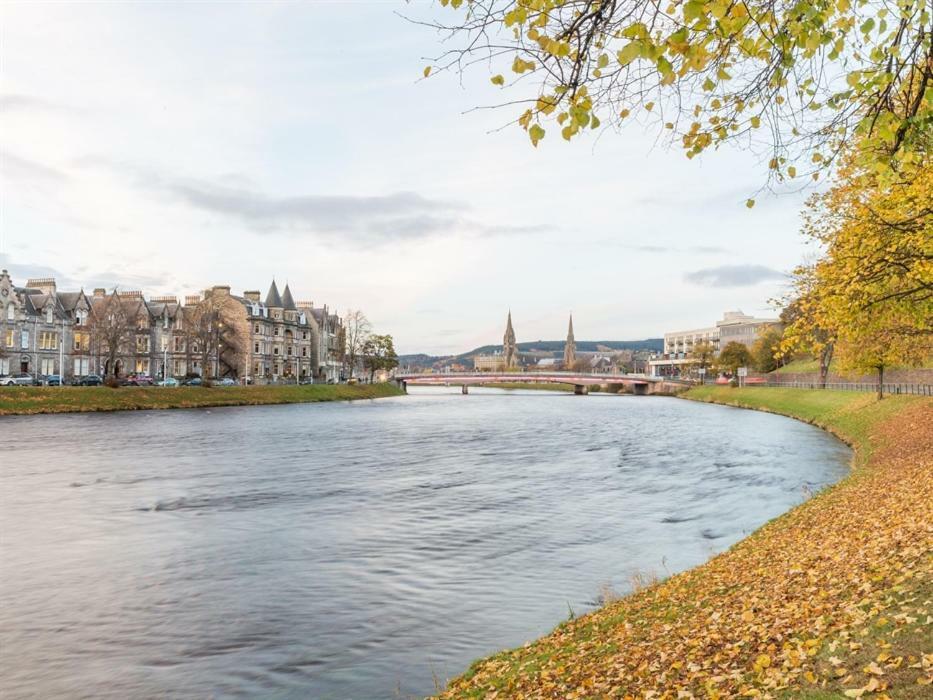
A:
<box><xmin>425</xmin><ymin>0</ymin><xmax>930</xmax><ymax>181</ymax></box>
<box><xmin>717</xmin><ymin>341</ymin><xmax>752</xmax><ymax>376</ymax></box>
<box><xmin>783</xmin><ymin>146</ymin><xmax>931</xmax><ymax>395</ymax></box>
<box><xmin>780</xmin><ymin>277</ymin><xmax>836</xmax><ymax>388</ymax></box>
<box><xmin>691</xmin><ymin>341</ymin><xmax>716</xmax><ymax>372</ymax></box>
<box><xmin>183</xmin><ymin>292</ymin><xmax>248</xmax><ymax>379</ymax></box>
<box><xmin>362</xmin><ymin>334</ymin><xmax>399</xmax><ymax>382</ymax></box>
<box><xmin>88</xmin><ymin>292</ymin><xmax>135</xmax><ymax>377</ymax></box>
<box><xmin>343</xmin><ymin>310</ymin><xmax>371</xmax><ymax>379</ymax></box>
<box><xmin>750</xmin><ymin>327</ymin><xmax>783</xmax><ymax>373</ymax></box>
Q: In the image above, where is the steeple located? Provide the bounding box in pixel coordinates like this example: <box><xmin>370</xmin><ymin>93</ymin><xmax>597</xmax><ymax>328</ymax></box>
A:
<box><xmin>503</xmin><ymin>310</ymin><xmax>517</xmax><ymax>368</ymax></box>
<box><xmin>563</xmin><ymin>313</ymin><xmax>576</xmax><ymax>369</ymax></box>
<box><xmin>281</xmin><ymin>283</ymin><xmax>297</xmax><ymax>311</ymax></box>
<box><xmin>265</xmin><ymin>279</ymin><xmax>283</xmax><ymax>308</ymax></box>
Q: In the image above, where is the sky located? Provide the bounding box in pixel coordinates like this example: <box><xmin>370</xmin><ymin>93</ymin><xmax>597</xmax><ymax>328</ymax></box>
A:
<box><xmin>0</xmin><ymin>1</ymin><xmax>817</xmax><ymax>355</ymax></box>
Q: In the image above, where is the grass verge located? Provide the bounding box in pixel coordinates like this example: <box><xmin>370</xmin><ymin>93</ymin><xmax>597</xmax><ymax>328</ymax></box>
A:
<box><xmin>0</xmin><ymin>382</ymin><xmax>404</xmax><ymax>415</ymax></box>
<box><xmin>438</xmin><ymin>386</ymin><xmax>932</xmax><ymax>698</ymax></box>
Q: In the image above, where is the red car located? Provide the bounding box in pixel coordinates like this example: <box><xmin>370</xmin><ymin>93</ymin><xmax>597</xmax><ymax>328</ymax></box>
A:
<box><xmin>123</xmin><ymin>374</ymin><xmax>154</xmax><ymax>386</ymax></box>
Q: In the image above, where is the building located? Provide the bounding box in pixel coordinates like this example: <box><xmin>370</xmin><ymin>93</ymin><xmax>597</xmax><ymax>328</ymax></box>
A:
<box><xmin>503</xmin><ymin>311</ymin><xmax>518</xmax><ymax>369</ymax></box>
<box><xmin>562</xmin><ymin>314</ymin><xmax>576</xmax><ymax>368</ymax></box>
<box><xmin>648</xmin><ymin>310</ymin><xmax>779</xmax><ymax>377</ymax></box>
<box><xmin>0</xmin><ymin>269</ymin><xmax>345</xmax><ymax>383</ymax></box>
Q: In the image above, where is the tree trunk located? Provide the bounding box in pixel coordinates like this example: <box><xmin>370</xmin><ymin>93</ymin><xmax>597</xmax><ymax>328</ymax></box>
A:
<box><xmin>877</xmin><ymin>364</ymin><xmax>884</xmax><ymax>400</ymax></box>
<box><xmin>818</xmin><ymin>343</ymin><xmax>834</xmax><ymax>389</ymax></box>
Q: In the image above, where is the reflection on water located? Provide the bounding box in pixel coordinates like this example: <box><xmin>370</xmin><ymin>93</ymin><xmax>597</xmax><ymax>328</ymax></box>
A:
<box><xmin>0</xmin><ymin>387</ymin><xmax>850</xmax><ymax>699</ymax></box>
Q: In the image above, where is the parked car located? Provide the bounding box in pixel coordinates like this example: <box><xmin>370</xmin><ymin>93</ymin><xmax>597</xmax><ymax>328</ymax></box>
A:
<box><xmin>156</xmin><ymin>377</ymin><xmax>179</xmax><ymax>387</ymax></box>
<box><xmin>2</xmin><ymin>373</ymin><xmax>38</xmax><ymax>386</ymax></box>
<box><xmin>217</xmin><ymin>377</ymin><xmax>236</xmax><ymax>386</ymax></box>
<box><xmin>183</xmin><ymin>377</ymin><xmax>203</xmax><ymax>386</ymax></box>
<box><xmin>76</xmin><ymin>374</ymin><xmax>104</xmax><ymax>386</ymax></box>
<box><xmin>123</xmin><ymin>374</ymin><xmax>154</xmax><ymax>386</ymax></box>
<box><xmin>44</xmin><ymin>375</ymin><xmax>64</xmax><ymax>386</ymax></box>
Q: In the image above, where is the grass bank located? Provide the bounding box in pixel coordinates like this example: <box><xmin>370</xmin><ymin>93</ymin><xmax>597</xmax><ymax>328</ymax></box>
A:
<box><xmin>439</xmin><ymin>386</ymin><xmax>932</xmax><ymax>698</ymax></box>
<box><xmin>0</xmin><ymin>382</ymin><xmax>404</xmax><ymax>416</ymax></box>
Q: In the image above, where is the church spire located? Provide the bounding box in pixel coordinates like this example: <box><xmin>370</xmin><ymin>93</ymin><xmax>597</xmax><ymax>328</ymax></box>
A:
<box><xmin>503</xmin><ymin>310</ymin><xmax>517</xmax><ymax>368</ymax></box>
<box><xmin>563</xmin><ymin>313</ymin><xmax>576</xmax><ymax>369</ymax></box>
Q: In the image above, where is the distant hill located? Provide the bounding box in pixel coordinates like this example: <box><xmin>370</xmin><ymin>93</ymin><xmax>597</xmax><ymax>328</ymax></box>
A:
<box><xmin>399</xmin><ymin>339</ymin><xmax>662</xmax><ymax>368</ymax></box>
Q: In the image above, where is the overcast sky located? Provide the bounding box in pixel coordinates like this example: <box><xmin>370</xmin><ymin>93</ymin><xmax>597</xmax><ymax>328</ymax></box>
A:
<box><xmin>0</xmin><ymin>2</ymin><xmax>812</xmax><ymax>355</ymax></box>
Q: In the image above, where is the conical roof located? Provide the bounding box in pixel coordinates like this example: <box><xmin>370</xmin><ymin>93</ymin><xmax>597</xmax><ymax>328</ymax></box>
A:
<box><xmin>281</xmin><ymin>283</ymin><xmax>297</xmax><ymax>310</ymax></box>
<box><xmin>265</xmin><ymin>280</ymin><xmax>283</xmax><ymax>307</ymax></box>
<box><xmin>567</xmin><ymin>313</ymin><xmax>574</xmax><ymax>339</ymax></box>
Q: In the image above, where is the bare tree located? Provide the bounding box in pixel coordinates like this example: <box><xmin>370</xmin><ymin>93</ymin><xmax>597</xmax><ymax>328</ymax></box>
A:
<box><xmin>184</xmin><ymin>292</ymin><xmax>248</xmax><ymax>379</ymax></box>
<box><xmin>343</xmin><ymin>310</ymin><xmax>371</xmax><ymax>380</ymax></box>
<box><xmin>88</xmin><ymin>292</ymin><xmax>135</xmax><ymax>377</ymax></box>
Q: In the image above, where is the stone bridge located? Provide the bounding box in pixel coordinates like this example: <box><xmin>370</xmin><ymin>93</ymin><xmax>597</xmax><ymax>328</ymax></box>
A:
<box><xmin>395</xmin><ymin>372</ymin><xmax>689</xmax><ymax>396</ymax></box>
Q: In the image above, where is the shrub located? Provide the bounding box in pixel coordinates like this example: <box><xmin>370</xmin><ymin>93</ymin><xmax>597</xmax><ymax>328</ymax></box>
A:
<box><xmin>104</xmin><ymin>375</ymin><xmax>120</xmax><ymax>389</ymax></box>
<box><xmin>201</xmin><ymin>378</ymin><xmax>213</xmax><ymax>388</ymax></box>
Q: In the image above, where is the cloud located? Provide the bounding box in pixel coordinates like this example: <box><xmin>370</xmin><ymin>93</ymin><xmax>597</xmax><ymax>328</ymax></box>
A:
<box><xmin>0</xmin><ymin>94</ymin><xmax>66</xmax><ymax>113</ymax></box>
<box><xmin>684</xmin><ymin>264</ymin><xmax>785</xmax><ymax>287</ymax></box>
<box><xmin>1</xmin><ymin>150</ymin><xmax>69</xmax><ymax>184</ymax></box>
<box><xmin>0</xmin><ymin>254</ymin><xmax>169</xmax><ymax>292</ymax></box>
<box><xmin>74</xmin><ymin>157</ymin><xmax>542</xmax><ymax>245</ymax></box>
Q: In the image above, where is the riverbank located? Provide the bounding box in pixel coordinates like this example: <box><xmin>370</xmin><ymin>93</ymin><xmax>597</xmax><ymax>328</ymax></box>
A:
<box><xmin>439</xmin><ymin>386</ymin><xmax>932</xmax><ymax>698</ymax></box>
<box><xmin>0</xmin><ymin>382</ymin><xmax>404</xmax><ymax>415</ymax></box>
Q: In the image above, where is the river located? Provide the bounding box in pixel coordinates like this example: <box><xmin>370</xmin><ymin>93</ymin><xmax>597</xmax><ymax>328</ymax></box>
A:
<box><xmin>0</xmin><ymin>387</ymin><xmax>850</xmax><ymax>699</ymax></box>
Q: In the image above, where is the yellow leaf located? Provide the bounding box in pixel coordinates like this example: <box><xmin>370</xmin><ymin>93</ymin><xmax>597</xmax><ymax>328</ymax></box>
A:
<box><xmin>491</xmin><ymin>74</ymin><xmax>505</xmax><ymax>86</ymax></box>
<box><xmin>746</xmin><ymin>198</ymin><xmax>755</xmax><ymax>209</ymax></box>
<box><xmin>423</xmin><ymin>66</ymin><xmax>432</xmax><ymax>78</ymax></box>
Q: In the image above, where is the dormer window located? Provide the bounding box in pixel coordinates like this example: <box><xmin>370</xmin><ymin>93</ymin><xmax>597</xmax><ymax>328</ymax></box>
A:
<box><xmin>46</xmin><ymin>307</ymin><xmax>54</xmax><ymax>323</ymax></box>
<box><xmin>6</xmin><ymin>304</ymin><xmax>13</xmax><ymax>321</ymax></box>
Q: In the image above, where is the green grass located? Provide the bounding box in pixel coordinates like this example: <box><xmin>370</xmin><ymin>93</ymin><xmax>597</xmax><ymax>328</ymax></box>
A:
<box><xmin>0</xmin><ymin>382</ymin><xmax>404</xmax><ymax>415</ymax></box>
<box><xmin>773</xmin><ymin>358</ymin><xmax>825</xmax><ymax>374</ymax></box>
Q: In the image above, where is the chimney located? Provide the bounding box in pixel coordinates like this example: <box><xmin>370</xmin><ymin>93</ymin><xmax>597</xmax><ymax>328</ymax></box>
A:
<box><xmin>297</xmin><ymin>300</ymin><xmax>314</xmax><ymax>310</ymax></box>
<box><xmin>243</xmin><ymin>290</ymin><xmax>261</xmax><ymax>302</ymax></box>
<box><xmin>93</xmin><ymin>288</ymin><xmax>107</xmax><ymax>297</ymax></box>
<box><xmin>27</xmin><ymin>277</ymin><xmax>56</xmax><ymax>295</ymax></box>
<box><xmin>117</xmin><ymin>290</ymin><xmax>143</xmax><ymax>298</ymax></box>
<box><xmin>211</xmin><ymin>285</ymin><xmax>231</xmax><ymax>297</ymax></box>
<box><xmin>185</xmin><ymin>294</ymin><xmax>201</xmax><ymax>306</ymax></box>
<box><xmin>150</xmin><ymin>295</ymin><xmax>178</xmax><ymax>304</ymax></box>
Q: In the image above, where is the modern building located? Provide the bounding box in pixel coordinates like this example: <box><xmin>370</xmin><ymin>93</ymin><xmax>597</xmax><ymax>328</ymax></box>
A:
<box><xmin>648</xmin><ymin>310</ymin><xmax>780</xmax><ymax>377</ymax></box>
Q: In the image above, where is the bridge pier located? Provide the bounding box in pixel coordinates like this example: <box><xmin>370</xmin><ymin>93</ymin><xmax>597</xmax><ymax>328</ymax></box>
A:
<box><xmin>573</xmin><ymin>384</ymin><xmax>588</xmax><ymax>395</ymax></box>
<box><xmin>461</xmin><ymin>384</ymin><xmax>469</xmax><ymax>395</ymax></box>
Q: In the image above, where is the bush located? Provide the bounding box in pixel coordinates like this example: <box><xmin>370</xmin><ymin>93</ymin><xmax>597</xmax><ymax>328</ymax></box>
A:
<box><xmin>201</xmin><ymin>378</ymin><xmax>213</xmax><ymax>388</ymax></box>
<box><xmin>104</xmin><ymin>375</ymin><xmax>120</xmax><ymax>389</ymax></box>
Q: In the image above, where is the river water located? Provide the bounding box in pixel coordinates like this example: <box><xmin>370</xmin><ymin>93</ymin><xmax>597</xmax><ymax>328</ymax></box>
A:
<box><xmin>0</xmin><ymin>387</ymin><xmax>850</xmax><ymax>699</ymax></box>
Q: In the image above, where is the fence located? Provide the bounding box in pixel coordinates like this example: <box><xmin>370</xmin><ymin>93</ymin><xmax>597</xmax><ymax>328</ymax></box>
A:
<box><xmin>762</xmin><ymin>380</ymin><xmax>933</xmax><ymax>396</ymax></box>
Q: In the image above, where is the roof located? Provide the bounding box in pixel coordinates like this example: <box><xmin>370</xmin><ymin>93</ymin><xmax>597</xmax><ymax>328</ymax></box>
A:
<box><xmin>281</xmin><ymin>284</ymin><xmax>297</xmax><ymax>310</ymax></box>
<box><xmin>265</xmin><ymin>280</ymin><xmax>283</xmax><ymax>308</ymax></box>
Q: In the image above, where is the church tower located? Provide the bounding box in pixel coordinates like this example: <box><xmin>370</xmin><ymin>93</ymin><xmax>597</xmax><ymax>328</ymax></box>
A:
<box><xmin>503</xmin><ymin>311</ymin><xmax>517</xmax><ymax>368</ymax></box>
<box><xmin>563</xmin><ymin>314</ymin><xmax>576</xmax><ymax>369</ymax></box>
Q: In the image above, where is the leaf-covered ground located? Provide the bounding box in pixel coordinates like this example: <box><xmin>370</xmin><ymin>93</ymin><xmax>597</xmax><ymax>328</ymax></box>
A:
<box><xmin>439</xmin><ymin>388</ymin><xmax>932</xmax><ymax>699</ymax></box>
<box><xmin>0</xmin><ymin>382</ymin><xmax>403</xmax><ymax>415</ymax></box>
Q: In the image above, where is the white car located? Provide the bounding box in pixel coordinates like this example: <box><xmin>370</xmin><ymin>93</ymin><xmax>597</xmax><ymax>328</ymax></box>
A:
<box><xmin>0</xmin><ymin>374</ymin><xmax>35</xmax><ymax>386</ymax></box>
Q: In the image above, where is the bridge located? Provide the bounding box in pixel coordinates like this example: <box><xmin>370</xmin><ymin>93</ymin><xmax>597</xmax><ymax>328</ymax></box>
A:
<box><xmin>395</xmin><ymin>372</ymin><xmax>688</xmax><ymax>396</ymax></box>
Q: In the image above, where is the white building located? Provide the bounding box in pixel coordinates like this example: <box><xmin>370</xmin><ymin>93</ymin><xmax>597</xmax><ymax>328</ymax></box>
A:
<box><xmin>648</xmin><ymin>310</ymin><xmax>779</xmax><ymax>377</ymax></box>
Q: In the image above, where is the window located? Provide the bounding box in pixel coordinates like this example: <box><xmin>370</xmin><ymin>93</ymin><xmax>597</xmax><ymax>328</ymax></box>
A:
<box><xmin>173</xmin><ymin>359</ymin><xmax>186</xmax><ymax>376</ymax></box>
<box><xmin>254</xmin><ymin>342</ymin><xmax>260</xmax><ymax>353</ymax></box>
<box><xmin>137</xmin><ymin>316</ymin><xmax>148</xmax><ymax>330</ymax></box>
<box><xmin>41</xmin><ymin>358</ymin><xmax>55</xmax><ymax>375</ymax></box>
<box><xmin>273</xmin><ymin>327</ymin><xmax>279</xmax><ymax>336</ymax></box>
<box><xmin>0</xmin><ymin>357</ymin><xmax>9</xmax><ymax>374</ymax></box>
<box><xmin>76</xmin><ymin>308</ymin><xmax>87</xmax><ymax>325</ymax></box>
<box><xmin>287</xmin><ymin>346</ymin><xmax>293</xmax><ymax>356</ymax></box>
<box><xmin>163</xmin><ymin>315</ymin><xmax>169</xmax><ymax>329</ymax></box>
<box><xmin>173</xmin><ymin>337</ymin><xmax>185</xmax><ymax>352</ymax></box>
<box><xmin>254</xmin><ymin>323</ymin><xmax>260</xmax><ymax>333</ymax></box>
<box><xmin>302</xmin><ymin>331</ymin><xmax>308</xmax><ymax>339</ymax></box>
<box><xmin>4</xmin><ymin>329</ymin><xmax>14</xmax><ymax>348</ymax></box>
<box><xmin>273</xmin><ymin>347</ymin><xmax>279</xmax><ymax>355</ymax></box>
<box><xmin>74</xmin><ymin>357</ymin><xmax>90</xmax><ymax>376</ymax></box>
<box><xmin>136</xmin><ymin>336</ymin><xmax>150</xmax><ymax>353</ymax></box>
<box><xmin>73</xmin><ymin>331</ymin><xmax>89</xmax><ymax>351</ymax></box>
<box><xmin>6</xmin><ymin>304</ymin><xmax>14</xmax><ymax>321</ymax></box>
<box><xmin>135</xmin><ymin>359</ymin><xmax>149</xmax><ymax>373</ymax></box>
<box><xmin>46</xmin><ymin>307</ymin><xmax>54</xmax><ymax>323</ymax></box>
<box><xmin>39</xmin><ymin>331</ymin><xmax>59</xmax><ymax>350</ymax></box>
<box><xmin>302</xmin><ymin>348</ymin><xmax>307</xmax><ymax>357</ymax></box>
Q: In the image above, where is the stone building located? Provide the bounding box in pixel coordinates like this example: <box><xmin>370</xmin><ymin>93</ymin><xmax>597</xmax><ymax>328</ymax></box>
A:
<box><xmin>0</xmin><ymin>269</ymin><xmax>345</xmax><ymax>383</ymax></box>
<box><xmin>562</xmin><ymin>314</ymin><xmax>576</xmax><ymax>368</ymax></box>
<box><xmin>0</xmin><ymin>270</ymin><xmax>92</xmax><ymax>380</ymax></box>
